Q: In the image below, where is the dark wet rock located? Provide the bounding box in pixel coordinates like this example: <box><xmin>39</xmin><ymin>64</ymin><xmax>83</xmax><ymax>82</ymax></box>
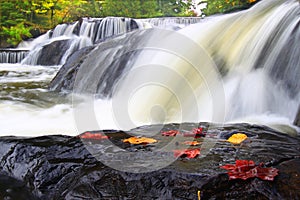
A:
<box><xmin>0</xmin><ymin>123</ymin><xmax>299</xmax><ymax>199</ymax></box>
<box><xmin>294</xmin><ymin>105</ymin><xmax>300</xmax><ymax>127</ymax></box>
<box><xmin>49</xmin><ymin>45</ymin><xmax>96</xmax><ymax>92</ymax></box>
<box><xmin>36</xmin><ymin>39</ymin><xmax>73</xmax><ymax>66</ymax></box>
<box><xmin>49</xmin><ymin>29</ymin><xmax>148</xmax><ymax>97</ymax></box>
<box><xmin>0</xmin><ymin>171</ymin><xmax>38</xmax><ymax>200</ymax></box>
<box><xmin>29</xmin><ymin>28</ymin><xmax>45</xmax><ymax>39</ymax></box>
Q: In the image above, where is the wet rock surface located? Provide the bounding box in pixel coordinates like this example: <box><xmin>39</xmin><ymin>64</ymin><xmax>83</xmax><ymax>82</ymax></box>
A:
<box><xmin>36</xmin><ymin>39</ymin><xmax>73</xmax><ymax>66</ymax></box>
<box><xmin>294</xmin><ymin>105</ymin><xmax>300</xmax><ymax>127</ymax></box>
<box><xmin>0</xmin><ymin>123</ymin><xmax>299</xmax><ymax>200</ymax></box>
<box><xmin>49</xmin><ymin>45</ymin><xmax>96</xmax><ymax>92</ymax></box>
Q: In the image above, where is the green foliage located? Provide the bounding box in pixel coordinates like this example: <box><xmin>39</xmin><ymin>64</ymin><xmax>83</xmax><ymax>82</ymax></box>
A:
<box><xmin>102</xmin><ymin>0</ymin><xmax>195</xmax><ymax>18</ymax></box>
<box><xmin>2</xmin><ymin>23</ymin><xmax>32</xmax><ymax>46</ymax></box>
<box><xmin>158</xmin><ymin>0</ymin><xmax>195</xmax><ymax>17</ymax></box>
<box><xmin>102</xmin><ymin>0</ymin><xmax>151</xmax><ymax>18</ymax></box>
<box><xmin>0</xmin><ymin>1</ymin><xmax>32</xmax><ymax>46</ymax></box>
<box><xmin>200</xmin><ymin>0</ymin><xmax>257</xmax><ymax>16</ymax></box>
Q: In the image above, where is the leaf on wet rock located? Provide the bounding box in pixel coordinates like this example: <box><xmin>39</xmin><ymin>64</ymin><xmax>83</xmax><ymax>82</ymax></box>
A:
<box><xmin>192</xmin><ymin>127</ymin><xmax>204</xmax><ymax>135</ymax></box>
<box><xmin>220</xmin><ymin>160</ymin><xmax>279</xmax><ymax>181</ymax></box>
<box><xmin>173</xmin><ymin>148</ymin><xmax>201</xmax><ymax>158</ymax></box>
<box><xmin>182</xmin><ymin>141</ymin><xmax>201</xmax><ymax>146</ymax></box>
<box><xmin>227</xmin><ymin>133</ymin><xmax>248</xmax><ymax>145</ymax></box>
<box><xmin>183</xmin><ymin>127</ymin><xmax>206</xmax><ymax>138</ymax></box>
<box><xmin>123</xmin><ymin>137</ymin><xmax>157</xmax><ymax>144</ymax></box>
<box><xmin>78</xmin><ymin>132</ymin><xmax>109</xmax><ymax>140</ymax></box>
<box><xmin>161</xmin><ymin>130</ymin><xmax>180</xmax><ymax>136</ymax></box>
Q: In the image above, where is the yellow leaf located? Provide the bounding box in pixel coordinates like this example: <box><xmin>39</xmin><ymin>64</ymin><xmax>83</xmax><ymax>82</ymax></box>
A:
<box><xmin>123</xmin><ymin>137</ymin><xmax>157</xmax><ymax>144</ymax></box>
<box><xmin>227</xmin><ymin>133</ymin><xmax>248</xmax><ymax>145</ymax></box>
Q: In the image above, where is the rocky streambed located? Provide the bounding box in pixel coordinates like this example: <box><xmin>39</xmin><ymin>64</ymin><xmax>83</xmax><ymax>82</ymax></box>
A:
<box><xmin>0</xmin><ymin>123</ymin><xmax>299</xmax><ymax>200</ymax></box>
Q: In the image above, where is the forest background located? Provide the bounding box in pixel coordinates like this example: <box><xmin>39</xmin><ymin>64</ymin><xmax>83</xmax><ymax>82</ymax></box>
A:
<box><xmin>0</xmin><ymin>0</ymin><xmax>257</xmax><ymax>47</ymax></box>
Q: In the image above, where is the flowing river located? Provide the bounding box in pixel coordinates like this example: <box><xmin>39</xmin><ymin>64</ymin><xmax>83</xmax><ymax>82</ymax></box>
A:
<box><xmin>0</xmin><ymin>0</ymin><xmax>299</xmax><ymax>137</ymax></box>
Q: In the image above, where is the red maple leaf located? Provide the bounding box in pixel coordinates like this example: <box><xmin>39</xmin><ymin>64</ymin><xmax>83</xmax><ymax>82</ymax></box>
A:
<box><xmin>220</xmin><ymin>160</ymin><xmax>279</xmax><ymax>181</ymax></box>
<box><xmin>183</xmin><ymin>127</ymin><xmax>206</xmax><ymax>138</ymax></box>
<box><xmin>78</xmin><ymin>132</ymin><xmax>109</xmax><ymax>140</ymax></box>
<box><xmin>173</xmin><ymin>148</ymin><xmax>200</xmax><ymax>158</ymax></box>
<box><xmin>161</xmin><ymin>130</ymin><xmax>180</xmax><ymax>136</ymax></box>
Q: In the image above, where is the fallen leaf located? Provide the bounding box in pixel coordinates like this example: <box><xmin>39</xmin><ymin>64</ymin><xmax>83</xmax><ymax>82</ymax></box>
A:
<box><xmin>161</xmin><ymin>130</ymin><xmax>180</xmax><ymax>136</ymax></box>
<box><xmin>123</xmin><ymin>137</ymin><xmax>157</xmax><ymax>144</ymax></box>
<box><xmin>183</xmin><ymin>127</ymin><xmax>206</xmax><ymax>138</ymax></box>
<box><xmin>173</xmin><ymin>148</ymin><xmax>200</xmax><ymax>158</ymax></box>
<box><xmin>255</xmin><ymin>166</ymin><xmax>279</xmax><ymax>181</ymax></box>
<box><xmin>227</xmin><ymin>133</ymin><xmax>248</xmax><ymax>145</ymax></box>
<box><xmin>193</xmin><ymin>127</ymin><xmax>204</xmax><ymax>135</ymax></box>
<box><xmin>220</xmin><ymin>160</ymin><xmax>279</xmax><ymax>181</ymax></box>
<box><xmin>182</xmin><ymin>141</ymin><xmax>201</xmax><ymax>146</ymax></box>
<box><xmin>78</xmin><ymin>132</ymin><xmax>109</xmax><ymax>140</ymax></box>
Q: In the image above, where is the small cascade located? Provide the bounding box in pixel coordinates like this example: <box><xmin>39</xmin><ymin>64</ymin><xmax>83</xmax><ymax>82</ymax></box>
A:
<box><xmin>19</xmin><ymin>17</ymin><xmax>140</xmax><ymax>65</ymax></box>
<box><xmin>78</xmin><ymin>17</ymin><xmax>139</xmax><ymax>43</ymax></box>
<box><xmin>0</xmin><ymin>49</ymin><xmax>29</xmax><ymax>63</ymax></box>
<box><xmin>138</xmin><ymin>17</ymin><xmax>202</xmax><ymax>29</ymax></box>
<box><xmin>17</xmin><ymin>16</ymin><xmax>202</xmax><ymax>66</ymax></box>
<box><xmin>0</xmin><ymin>17</ymin><xmax>202</xmax><ymax>65</ymax></box>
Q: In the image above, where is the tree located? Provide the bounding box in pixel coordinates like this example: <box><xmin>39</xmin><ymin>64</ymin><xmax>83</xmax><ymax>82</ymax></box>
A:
<box><xmin>102</xmin><ymin>0</ymin><xmax>142</xmax><ymax>18</ymax></box>
<box><xmin>199</xmin><ymin>0</ymin><xmax>258</xmax><ymax>16</ymax></box>
<box><xmin>158</xmin><ymin>0</ymin><xmax>196</xmax><ymax>17</ymax></box>
<box><xmin>140</xmin><ymin>0</ymin><xmax>158</xmax><ymax>18</ymax></box>
<box><xmin>0</xmin><ymin>1</ymin><xmax>31</xmax><ymax>46</ymax></box>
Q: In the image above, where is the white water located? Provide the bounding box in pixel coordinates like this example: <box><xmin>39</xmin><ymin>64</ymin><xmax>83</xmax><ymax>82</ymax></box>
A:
<box><xmin>0</xmin><ymin>63</ymin><xmax>123</xmax><ymax>136</ymax></box>
<box><xmin>14</xmin><ymin>17</ymin><xmax>201</xmax><ymax>65</ymax></box>
<box><xmin>0</xmin><ymin>17</ymin><xmax>204</xmax><ymax>136</ymax></box>
<box><xmin>103</xmin><ymin>0</ymin><xmax>299</xmax><ymax>131</ymax></box>
<box><xmin>0</xmin><ymin>0</ymin><xmax>299</xmax><ymax>136</ymax></box>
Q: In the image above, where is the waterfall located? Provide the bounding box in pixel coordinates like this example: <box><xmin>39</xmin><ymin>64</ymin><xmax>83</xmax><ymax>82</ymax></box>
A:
<box><xmin>55</xmin><ymin>0</ymin><xmax>299</xmax><ymax>130</ymax></box>
<box><xmin>12</xmin><ymin>17</ymin><xmax>200</xmax><ymax>65</ymax></box>
<box><xmin>1</xmin><ymin>0</ymin><xmax>299</xmax><ymax>136</ymax></box>
<box><xmin>177</xmin><ymin>0</ymin><xmax>300</xmax><ymax>122</ymax></box>
<box><xmin>0</xmin><ymin>50</ymin><xmax>29</xmax><ymax>63</ymax></box>
<box><xmin>11</xmin><ymin>18</ymin><xmax>136</xmax><ymax>65</ymax></box>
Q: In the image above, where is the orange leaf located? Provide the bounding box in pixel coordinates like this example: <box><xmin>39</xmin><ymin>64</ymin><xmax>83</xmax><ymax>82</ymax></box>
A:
<box><xmin>123</xmin><ymin>137</ymin><xmax>157</xmax><ymax>144</ymax></box>
<box><xmin>161</xmin><ymin>130</ymin><xmax>180</xmax><ymax>136</ymax></box>
<box><xmin>173</xmin><ymin>148</ymin><xmax>200</xmax><ymax>158</ymax></box>
<box><xmin>227</xmin><ymin>133</ymin><xmax>248</xmax><ymax>145</ymax></box>
<box><xmin>182</xmin><ymin>141</ymin><xmax>201</xmax><ymax>146</ymax></box>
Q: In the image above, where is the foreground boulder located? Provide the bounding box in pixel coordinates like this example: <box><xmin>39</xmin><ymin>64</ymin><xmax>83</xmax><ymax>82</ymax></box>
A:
<box><xmin>0</xmin><ymin>123</ymin><xmax>299</xmax><ymax>199</ymax></box>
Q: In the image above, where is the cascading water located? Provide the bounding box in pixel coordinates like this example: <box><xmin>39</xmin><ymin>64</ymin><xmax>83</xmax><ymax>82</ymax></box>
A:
<box><xmin>57</xmin><ymin>0</ymin><xmax>298</xmax><ymax>132</ymax></box>
<box><xmin>0</xmin><ymin>49</ymin><xmax>29</xmax><ymax>63</ymax></box>
<box><xmin>7</xmin><ymin>17</ymin><xmax>201</xmax><ymax>65</ymax></box>
<box><xmin>20</xmin><ymin>17</ymin><xmax>139</xmax><ymax>65</ymax></box>
<box><xmin>0</xmin><ymin>0</ymin><xmax>299</xmax><ymax>136</ymax></box>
